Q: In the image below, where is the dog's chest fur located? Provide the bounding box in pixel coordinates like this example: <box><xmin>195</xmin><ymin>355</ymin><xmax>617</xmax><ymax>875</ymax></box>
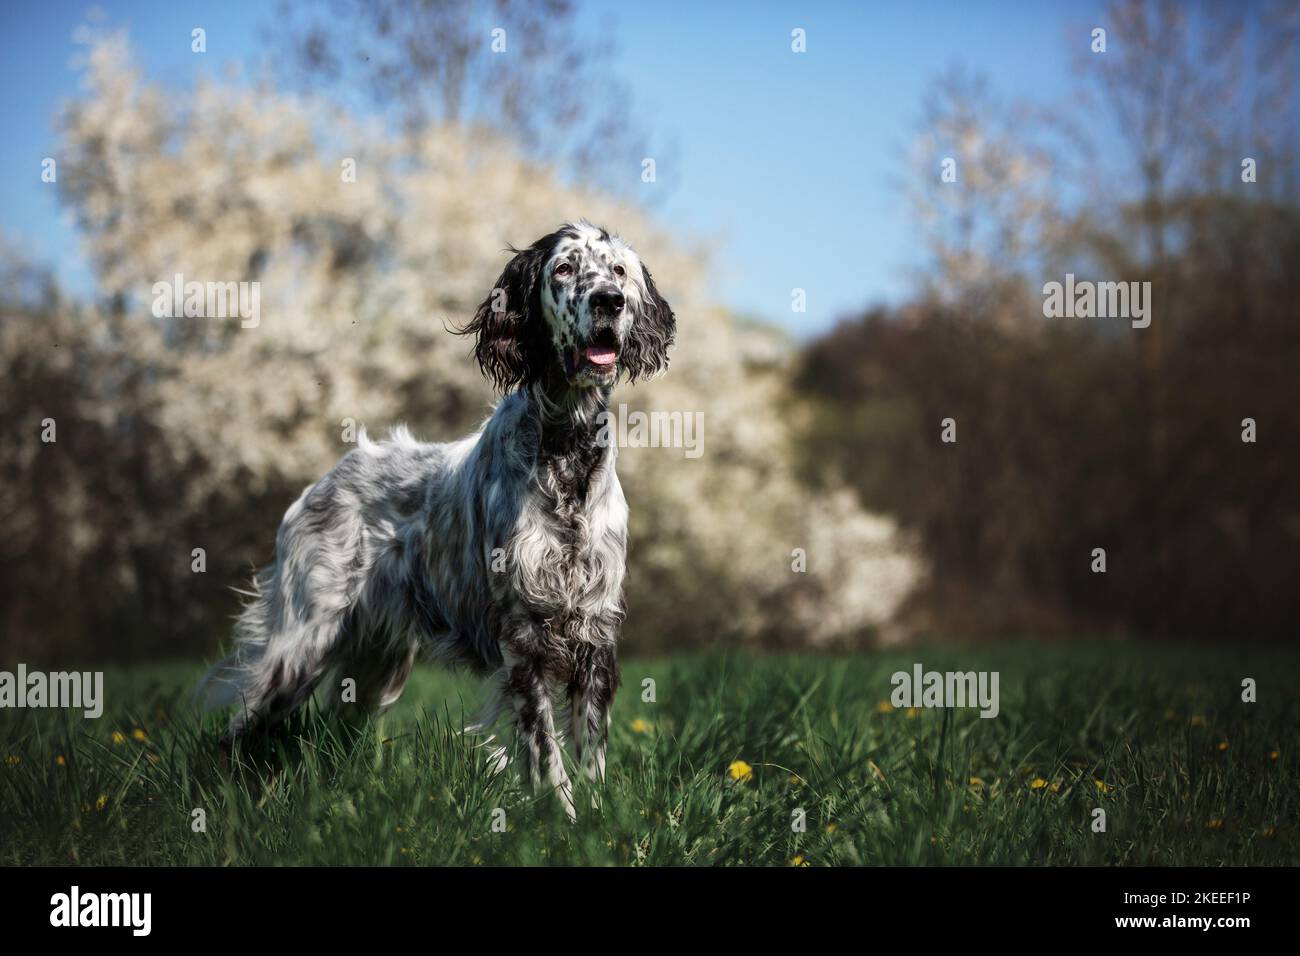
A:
<box><xmin>501</xmin><ymin>420</ymin><xmax>628</xmax><ymax>648</ymax></box>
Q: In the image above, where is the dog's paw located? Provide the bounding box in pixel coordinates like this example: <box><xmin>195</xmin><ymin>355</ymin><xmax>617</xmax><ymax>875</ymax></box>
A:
<box><xmin>484</xmin><ymin>744</ymin><xmax>510</xmax><ymax>776</ymax></box>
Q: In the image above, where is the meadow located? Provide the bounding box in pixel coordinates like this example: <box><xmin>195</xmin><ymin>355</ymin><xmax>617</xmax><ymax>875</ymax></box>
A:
<box><xmin>1</xmin><ymin>645</ymin><xmax>1294</xmax><ymax>866</ymax></box>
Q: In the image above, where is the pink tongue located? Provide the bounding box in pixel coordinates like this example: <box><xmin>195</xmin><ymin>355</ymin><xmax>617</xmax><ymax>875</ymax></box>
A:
<box><xmin>586</xmin><ymin>347</ymin><xmax>617</xmax><ymax>366</ymax></box>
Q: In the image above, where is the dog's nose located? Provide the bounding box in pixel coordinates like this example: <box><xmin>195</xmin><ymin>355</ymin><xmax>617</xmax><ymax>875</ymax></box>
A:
<box><xmin>589</xmin><ymin>288</ymin><xmax>625</xmax><ymax>316</ymax></box>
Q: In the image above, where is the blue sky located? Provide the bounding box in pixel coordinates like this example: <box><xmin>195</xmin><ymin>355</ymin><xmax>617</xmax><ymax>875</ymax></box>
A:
<box><xmin>0</xmin><ymin>0</ymin><xmax>1107</xmax><ymax>336</ymax></box>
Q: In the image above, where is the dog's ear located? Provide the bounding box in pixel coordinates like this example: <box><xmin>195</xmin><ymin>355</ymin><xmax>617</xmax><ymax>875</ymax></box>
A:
<box><xmin>622</xmin><ymin>262</ymin><xmax>676</xmax><ymax>382</ymax></box>
<box><xmin>458</xmin><ymin>244</ymin><xmax>549</xmax><ymax>394</ymax></box>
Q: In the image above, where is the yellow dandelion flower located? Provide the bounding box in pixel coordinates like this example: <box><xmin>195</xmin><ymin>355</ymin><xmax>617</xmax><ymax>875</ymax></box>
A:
<box><xmin>728</xmin><ymin>760</ymin><xmax>753</xmax><ymax>783</ymax></box>
<box><xmin>4</xmin><ymin>755</ymin><xmax>19</xmax><ymax>766</ymax></box>
<box><xmin>1217</xmin><ymin>741</ymin><xmax>1229</xmax><ymax>752</ymax></box>
<box><xmin>1206</xmin><ymin>818</ymin><xmax>1224</xmax><ymax>830</ymax></box>
<box><xmin>132</xmin><ymin>728</ymin><xmax>148</xmax><ymax>743</ymax></box>
<box><xmin>1095</xmin><ymin>779</ymin><xmax>1113</xmax><ymax>793</ymax></box>
<box><xmin>111</xmin><ymin>731</ymin><xmax>126</xmax><ymax>745</ymax></box>
<box><xmin>399</xmin><ymin>847</ymin><xmax>409</xmax><ymax>855</ymax></box>
<box><xmin>1269</xmin><ymin>750</ymin><xmax>1279</xmax><ymax>761</ymax></box>
<box><xmin>789</xmin><ymin>773</ymin><xmax>803</xmax><ymax>786</ymax></box>
<box><xmin>395</xmin><ymin>825</ymin><xmax>404</xmax><ymax>833</ymax></box>
<box><xmin>1029</xmin><ymin>777</ymin><xmax>1048</xmax><ymax>790</ymax></box>
<box><xmin>1049</xmin><ymin>781</ymin><xmax>1062</xmax><ymax>793</ymax></box>
<box><xmin>629</xmin><ymin>718</ymin><xmax>652</xmax><ymax>734</ymax></box>
<box><xmin>969</xmin><ymin>776</ymin><xmax>985</xmax><ymax>788</ymax></box>
<box><xmin>55</xmin><ymin>755</ymin><xmax>66</xmax><ymax>766</ymax></box>
<box><xmin>875</xmin><ymin>700</ymin><xmax>894</xmax><ymax>713</ymax></box>
<box><xmin>95</xmin><ymin>794</ymin><xmax>109</xmax><ymax>811</ymax></box>
<box><xmin>1189</xmin><ymin>715</ymin><xmax>1205</xmax><ymax>727</ymax></box>
<box><xmin>1261</xmin><ymin>827</ymin><xmax>1276</xmax><ymax>839</ymax></box>
<box><xmin>791</xmin><ymin>855</ymin><xmax>810</xmax><ymax>867</ymax></box>
<box><xmin>825</xmin><ymin>823</ymin><xmax>838</xmax><ymax>834</ymax></box>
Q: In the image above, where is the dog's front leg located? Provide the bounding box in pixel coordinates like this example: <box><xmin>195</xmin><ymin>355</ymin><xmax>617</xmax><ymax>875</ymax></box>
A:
<box><xmin>505</xmin><ymin>652</ymin><xmax>576</xmax><ymax>821</ymax></box>
<box><xmin>569</xmin><ymin>643</ymin><xmax>618</xmax><ymax>807</ymax></box>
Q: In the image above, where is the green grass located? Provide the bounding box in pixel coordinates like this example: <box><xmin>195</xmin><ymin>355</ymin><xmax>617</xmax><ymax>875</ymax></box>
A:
<box><xmin>1</xmin><ymin>645</ymin><xmax>1295</xmax><ymax>866</ymax></box>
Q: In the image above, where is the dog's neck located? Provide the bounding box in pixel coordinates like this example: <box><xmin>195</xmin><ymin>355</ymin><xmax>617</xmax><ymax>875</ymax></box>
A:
<box><xmin>524</xmin><ymin>373</ymin><xmax>615</xmax><ymax>504</ymax></box>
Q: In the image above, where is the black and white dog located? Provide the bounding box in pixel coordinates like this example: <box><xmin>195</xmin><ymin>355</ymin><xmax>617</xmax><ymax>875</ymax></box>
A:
<box><xmin>199</xmin><ymin>221</ymin><xmax>675</xmax><ymax>817</ymax></box>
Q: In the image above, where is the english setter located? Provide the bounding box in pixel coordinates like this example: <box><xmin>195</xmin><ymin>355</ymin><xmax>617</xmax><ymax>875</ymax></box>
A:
<box><xmin>198</xmin><ymin>221</ymin><xmax>675</xmax><ymax>818</ymax></box>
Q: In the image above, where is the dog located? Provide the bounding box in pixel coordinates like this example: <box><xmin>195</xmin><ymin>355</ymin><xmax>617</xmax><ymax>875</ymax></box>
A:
<box><xmin>197</xmin><ymin>221</ymin><xmax>675</xmax><ymax>818</ymax></box>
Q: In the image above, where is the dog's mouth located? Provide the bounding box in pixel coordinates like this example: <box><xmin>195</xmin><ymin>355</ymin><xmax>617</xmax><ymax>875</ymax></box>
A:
<box><xmin>567</xmin><ymin>328</ymin><xmax>620</xmax><ymax>379</ymax></box>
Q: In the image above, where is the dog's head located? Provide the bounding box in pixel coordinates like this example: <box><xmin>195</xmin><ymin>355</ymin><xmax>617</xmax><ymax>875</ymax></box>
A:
<box><xmin>460</xmin><ymin>221</ymin><xmax>675</xmax><ymax>393</ymax></box>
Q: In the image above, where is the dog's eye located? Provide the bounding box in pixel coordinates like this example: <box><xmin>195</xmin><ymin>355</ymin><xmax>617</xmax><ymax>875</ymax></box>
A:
<box><xmin>554</xmin><ymin>262</ymin><xmax>572</xmax><ymax>277</ymax></box>
<box><xmin>613</xmin><ymin>264</ymin><xmax>626</xmax><ymax>278</ymax></box>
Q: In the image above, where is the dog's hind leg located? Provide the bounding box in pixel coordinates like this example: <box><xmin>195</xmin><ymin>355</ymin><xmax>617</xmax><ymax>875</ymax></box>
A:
<box><xmin>198</xmin><ymin>469</ymin><xmax>378</xmax><ymax>740</ymax></box>
<box><xmin>330</xmin><ymin>638</ymin><xmax>418</xmax><ymax>719</ymax></box>
<box><xmin>197</xmin><ymin>561</ymin><xmax>354</xmax><ymax>742</ymax></box>
<box><xmin>208</xmin><ymin>618</ymin><xmax>346</xmax><ymax>742</ymax></box>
